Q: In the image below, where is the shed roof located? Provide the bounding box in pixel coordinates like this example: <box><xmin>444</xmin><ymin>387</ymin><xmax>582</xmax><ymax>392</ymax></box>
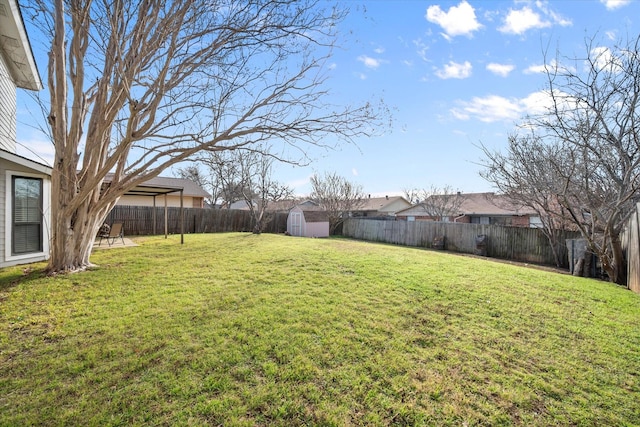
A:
<box><xmin>302</xmin><ymin>210</ymin><xmax>329</xmax><ymax>223</ymax></box>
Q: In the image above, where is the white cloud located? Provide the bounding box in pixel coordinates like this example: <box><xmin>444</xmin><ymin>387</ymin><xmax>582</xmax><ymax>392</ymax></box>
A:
<box><xmin>499</xmin><ymin>3</ymin><xmax>571</xmax><ymax>35</ymax></box>
<box><xmin>524</xmin><ymin>63</ymin><xmax>548</xmax><ymax>74</ymax></box>
<box><xmin>452</xmin><ymin>95</ymin><xmax>522</xmax><ymax>122</ymax></box>
<box><xmin>537</xmin><ymin>1</ymin><xmax>572</xmax><ymax>27</ymax></box>
<box><xmin>435</xmin><ymin>61</ymin><xmax>472</xmax><ymax>79</ymax></box>
<box><xmin>499</xmin><ymin>6</ymin><xmax>550</xmax><ymax>35</ymax></box>
<box><xmin>486</xmin><ymin>63</ymin><xmax>515</xmax><ymax>77</ymax></box>
<box><xmin>357</xmin><ymin>55</ymin><xmax>384</xmax><ymax>70</ymax></box>
<box><xmin>450</xmin><ymin>109</ymin><xmax>470</xmax><ymax>121</ymax></box>
<box><xmin>374</xmin><ymin>47</ymin><xmax>385</xmax><ymax>54</ymax></box>
<box><xmin>413</xmin><ymin>38</ymin><xmax>429</xmax><ymax>61</ymax></box>
<box><xmin>450</xmin><ymin>91</ymin><xmax>554</xmax><ymax>123</ymax></box>
<box><xmin>520</xmin><ymin>90</ymin><xmax>554</xmax><ymax>115</ymax></box>
<box><xmin>600</xmin><ymin>0</ymin><xmax>631</xmax><ymax>10</ymax></box>
<box><xmin>426</xmin><ymin>0</ymin><xmax>482</xmax><ymax>39</ymax></box>
<box><xmin>591</xmin><ymin>46</ymin><xmax>615</xmax><ymax>71</ymax></box>
<box><xmin>352</xmin><ymin>168</ymin><xmax>359</xmax><ymax>176</ymax></box>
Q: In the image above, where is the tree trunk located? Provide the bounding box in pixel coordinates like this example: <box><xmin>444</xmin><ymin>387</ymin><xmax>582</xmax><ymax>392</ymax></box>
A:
<box><xmin>48</xmin><ymin>218</ymin><xmax>101</xmax><ymax>273</ymax></box>
<box><xmin>610</xmin><ymin>237</ymin><xmax>627</xmax><ymax>286</ymax></box>
<box><xmin>46</xmin><ymin>169</ymin><xmax>114</xmax><ymax>273</ymax></box>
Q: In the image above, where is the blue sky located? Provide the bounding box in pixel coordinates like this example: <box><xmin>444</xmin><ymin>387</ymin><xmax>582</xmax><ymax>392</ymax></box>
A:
<box><xmin>15</xmin><ymin>0</ymin><xmax>640</xmax><ymax>197</ymax></box>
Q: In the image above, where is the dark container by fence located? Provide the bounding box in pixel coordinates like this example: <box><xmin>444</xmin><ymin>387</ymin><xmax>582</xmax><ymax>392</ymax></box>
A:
<box><xmin>475</xmin><ymin>234</ymin><xmax>487</xmax><ymax>256</ymax></box>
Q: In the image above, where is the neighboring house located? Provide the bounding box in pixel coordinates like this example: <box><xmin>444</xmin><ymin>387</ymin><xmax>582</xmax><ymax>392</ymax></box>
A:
<box><xmin>352</xmin><ymin>195</ymin><xmax>412</xmax><ymax>218</ymax></box>
<box><xmin>227</xmin><ymin>198</ymin><xmax>301</xmax><ymax>211</ymax></box>
<box><xmin>105</xmin><ymin>175</ymin><xmax>211</xmax><ymax>208</ymax></box>
<box><xmin>0</xmin><ymin>0</ymin><xmax>52</xmax><ymax>267</ymax></box>
<box><xmin>396</xmin><ymin>192</ymin><xmax>540</xmax><ymax>228</ymax></box>
<box><xmin>287</xmin><ymin>204</ymin><xmax>329</xmax><ymax>238</ymax></box>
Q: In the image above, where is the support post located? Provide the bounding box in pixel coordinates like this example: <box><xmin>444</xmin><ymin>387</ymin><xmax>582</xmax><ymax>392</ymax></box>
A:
<box><xmin>180</xmin><ymin>189</ymin><xmax>184</xmax><ymax>244</ymax></box>
<box><xmin>164</xmin><ymin>194</ymin><xmax>168</xmax><ymax>239</ymax></box>
<box><xmin>153</xmin><ymin>195</ymin><xmax>157</xmax><ymax>235</ymax></box>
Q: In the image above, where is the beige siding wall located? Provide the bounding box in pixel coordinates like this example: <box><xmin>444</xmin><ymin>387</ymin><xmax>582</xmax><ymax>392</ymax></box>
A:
<box><xmin>0</xmin><ymin>54</ymin><xmax>17</xmax><ymax>152</ymax></box>
<box><xmin>380</xmin><ymin>199</ymin><xmax>411</xmax><ymax>215</ymax></box>
<box><xmin>117</xmin><ymin>194</ymin><xmax>199</xmax><ymax>208</ymax></box>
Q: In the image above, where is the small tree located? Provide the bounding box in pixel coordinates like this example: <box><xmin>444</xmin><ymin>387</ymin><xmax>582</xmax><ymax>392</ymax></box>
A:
<box><xmin>235</xmin><ymin>149</ymin><xmax>294</xmax><ymax>234</ymax></box>
<box><xmin>417</xmin><ymin>185</ymin><xmax>464</xmax><ymax>221</ymax></box>
<box><xmin>310</xmin><ymin>172</ymin><xmax>364</xmax><ymax>234</ymax></box>
<box><xmin>175</xmin><ymin>165</ymin><xmax>217</xmax><ymax>207</ymax></box>
<box><xmin>480</xmin><ymin>134</ymin><xmax>573</xmax><ymax>267</ymax></box>
<box><xmin>402</xmin><ymin>187</ymin><xmax>421</xmax><ymax>204</ymax></box>
<box><xmin>185</xmin><ymin>153</ymin><xmax>249</xmax><ymax>209</ymax></box>
<box><xmin>481</xmin><ymin>34</ymin><xmax>640</xmax><ymax>284</ymax></box>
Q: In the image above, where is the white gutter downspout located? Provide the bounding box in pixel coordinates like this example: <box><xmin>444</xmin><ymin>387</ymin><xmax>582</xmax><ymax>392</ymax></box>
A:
<box><xmin>453</xmin><ymin>213</ymin><xmax>466</xmax><ymax>223</ymax></box>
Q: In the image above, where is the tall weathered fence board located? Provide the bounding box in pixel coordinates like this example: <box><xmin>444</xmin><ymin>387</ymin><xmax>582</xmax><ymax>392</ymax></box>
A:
<box><xmin>343</xmin><ymin>218</ymin><xmax>577</xmax><ymax>268</ymax></box>
<box><xmin>105</xmin><ymin>206</ymin><xmax>288</xmax><ymax>236</ymax></box>
<box><xmin>622</xmin><ymin>202</ymin><xmax>640</xmax><ymax>293</ymax></box>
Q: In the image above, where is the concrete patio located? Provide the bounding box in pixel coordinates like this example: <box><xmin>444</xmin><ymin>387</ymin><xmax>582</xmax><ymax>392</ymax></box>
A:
<box><xmin>92</xmin><ymin>237</ymin><xmax>138</xmax><ymax>249</ymax></box>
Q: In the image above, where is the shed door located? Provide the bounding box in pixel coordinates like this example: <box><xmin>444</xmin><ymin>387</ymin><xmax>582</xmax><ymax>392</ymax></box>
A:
<box><xmin>290</xmin><ymin>212</ymin><xmax>302</xmax><ymax>236</ymax></box>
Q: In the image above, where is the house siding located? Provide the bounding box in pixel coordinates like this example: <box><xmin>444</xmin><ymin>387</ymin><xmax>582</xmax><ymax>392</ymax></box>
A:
<box><xmin>379</xmin><ymin>198</ymin><xmax>412</xmax><ymax>215</ymax></box>
<box><xmin>118</xmin><ymin>194</ymin><xmax>201</xmax><ymax>208</ymax></box>
<box><xmin>0</xmin><ymin>54</ymin><xmax>17</xmax><ymax>153</ymax></box>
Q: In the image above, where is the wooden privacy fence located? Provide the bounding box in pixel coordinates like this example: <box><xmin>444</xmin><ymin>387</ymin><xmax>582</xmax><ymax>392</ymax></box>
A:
<box><xmin>105</xmin><ymin>206</ymin><xmax>288</xmax><ymax>236</ymax></box>
<box><xmin>343</xmin><ymin>218</ymin><xmax>579</xmax><ymax>268</ymax></box>
<box><xmin>622</xmin><ymin>202</ymin><xmax>640</xmax><ymax>293</ymax></box>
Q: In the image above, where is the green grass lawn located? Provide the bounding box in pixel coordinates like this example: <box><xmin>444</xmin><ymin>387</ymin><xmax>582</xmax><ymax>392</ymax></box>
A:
<box><xmin>1</xmin><ymin>233</ymin><xmax>639</xmax><ymax>426</ymax></box>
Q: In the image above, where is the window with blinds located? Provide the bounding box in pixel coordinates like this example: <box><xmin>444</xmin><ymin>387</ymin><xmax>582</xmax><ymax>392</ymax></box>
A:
<box><xmin>12</xmin><ymin>176</ymin><xmax>43</xmax><ymax>255</ymax></box>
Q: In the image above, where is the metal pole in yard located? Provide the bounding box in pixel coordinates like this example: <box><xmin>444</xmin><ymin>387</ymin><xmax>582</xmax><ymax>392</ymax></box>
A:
<box><xmin>180</xmin><ymin>189</ymin><xmax>184</xmax><ymax>244</ymax></box>
<box><xmin>164</xmin><ymin>194</ymin><xmax>168</xmax><ymax>239</ymax></box>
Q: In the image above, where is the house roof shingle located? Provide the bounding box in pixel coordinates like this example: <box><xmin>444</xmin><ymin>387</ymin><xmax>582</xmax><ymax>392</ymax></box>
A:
<box><xmin>357</xmin><ymin>196</ymin><xmax>410</xmax><ymax>212</ymax></box>
<box><xmin>396</xmin><ymin>192</ymin><xmax>537</xmax><ymax>217</ymax></box>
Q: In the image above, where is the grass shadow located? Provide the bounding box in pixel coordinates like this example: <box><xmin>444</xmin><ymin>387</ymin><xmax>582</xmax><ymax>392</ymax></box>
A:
<box><xmin>0</xmin><ymin>264</ymin><xmax>47</xmax><ymax>292</ymax></box>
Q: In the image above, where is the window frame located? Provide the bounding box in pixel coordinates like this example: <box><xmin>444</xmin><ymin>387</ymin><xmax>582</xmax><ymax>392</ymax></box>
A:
<box><xmin>11</xmin><ymin>175</ymin><xmax>43</xmax><ymax>255</ymax></box>
<box><xmin>4</xmin><ymin>170</ymin><xmax>50</xmax><ymax>263</ymax></box>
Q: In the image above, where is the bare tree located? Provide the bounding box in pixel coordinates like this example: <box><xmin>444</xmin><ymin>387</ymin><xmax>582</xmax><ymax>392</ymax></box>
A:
<box><xmin>418</xmin><ymin>185</ymin><xmax>464</xmax><ymax>221</ymax></box>
<box><xmin>180</xmin><ymin>154</ymin><xmax>247</xmax><ymax>209</ymax></box>
<box><xmin>25</xmin><ymin>0</ymin><xmax>386</xmax><ymax>272</ymax></box>
<box><xmin>481</xmin><ymin>35</ymin><xmax>640</xmax><ymax>285</ymax></box>
<box><xmin>175</xmin><ymin>165</ymin><xmax>217</xmax><ymax>207</ymax></box>
<box><xmin>479</xmin><ymin>135</ymin><xmax>573</xmax><ymax>267</ymax></box>
<box><xmin>402</xmin><ymin>187</ymin><xmax>421</xmax><ymax>204</ymax></box>
<box><xmin>235</xmin><ymin>149</ymin><xmax>294</xmax><ymax>234</ymax></box>
<box><xmin>310</xmin><ymin>172</ymin><xmax>364</xmax><ymax>234</ymax></box>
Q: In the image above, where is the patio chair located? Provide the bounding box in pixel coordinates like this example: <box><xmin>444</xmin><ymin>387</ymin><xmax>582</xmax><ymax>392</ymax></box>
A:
<box><xmin>98</xmin><ymin>222</ymin><xmax>125</xmax><ymax>246</ymax></box>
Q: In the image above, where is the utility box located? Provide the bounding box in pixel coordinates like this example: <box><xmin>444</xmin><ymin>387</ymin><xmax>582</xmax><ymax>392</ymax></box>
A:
<box><xmin>566</xmin><ymin>238</ymin><xmax>598</xmax><ymax>277</ymax></box>
<box><xmin>475</xmin><ymin>234</ymin><xmax>487</xmax><ymax>256</ymax></box>
<box><xmin>432</xmin><ymin>235</ymin><xmax>445</xmax><ymax>250</ymax></box>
